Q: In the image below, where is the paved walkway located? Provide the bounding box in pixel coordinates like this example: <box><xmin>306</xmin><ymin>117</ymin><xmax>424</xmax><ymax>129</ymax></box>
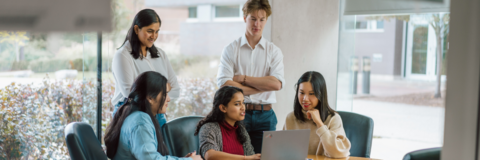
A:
<box><xmin>353</xmin><ymin>99</ymin><xmax>444</xmax><ymax>159</ymax></box>
<box><xmin>350</xmin><ymin>74</ymin><xmax>447</xmax><ymax>160</ymax></box>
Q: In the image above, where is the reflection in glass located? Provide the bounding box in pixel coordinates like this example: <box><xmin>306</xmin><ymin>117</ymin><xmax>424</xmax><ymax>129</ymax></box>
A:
<box><xmin>215</xmin><ymin>5</ymin><xmax>240</xmax><ymax>18</ymax></box>
<box><xmin>188</xmin><ymin>7</ymin><xmax>197</xmax><ymax>18</ymax></box>
<box><xmin>411</xmin><ymin>25</ymin><xmax>428</xmax><ymax>74</ymax></box>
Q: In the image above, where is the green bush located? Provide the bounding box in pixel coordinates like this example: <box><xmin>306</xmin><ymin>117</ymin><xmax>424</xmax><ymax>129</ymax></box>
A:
<box><xmin>28</xmin><ymin>57</ymin><xmax>112</xmax><ymax>73</ymax></box>
<box><xmin>29</xmin><ymin>59</ymin><xmax>70</xmax><ymax>72</ymax></box>
<box><xmin>11</xmin><ymin>61</ymin><xmax>29</xmax><ymax>71</ymax></box>
<box><xmin>0</xmin><ymin>61</ymin><xmax>13</xmax><ymax>71</ymax></box>
<box><xmin>167</xmin><ymin>78</ymin><xmax>218</xmax><ymax>119</ymax></box>
<box><xmin>0</xmin><ymin>75</ymin><xmax>216</xmax><ymax>159</ymax></box>
<box><xmin>0</xmin><ymin>78</ymin><xmax>115</xmax><ymax>159</ymax></box>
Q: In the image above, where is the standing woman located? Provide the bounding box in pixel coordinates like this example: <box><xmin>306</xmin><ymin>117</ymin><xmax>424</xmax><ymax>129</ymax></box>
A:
<box><xmin>112</xmin><ymin>9</ymin><xmax>179</xmax><ymax>128</ymax></box>
<box><xmin>283</xmin><ymin>71</ymin><xmax>351</xmax><ymax>158</ymax></box>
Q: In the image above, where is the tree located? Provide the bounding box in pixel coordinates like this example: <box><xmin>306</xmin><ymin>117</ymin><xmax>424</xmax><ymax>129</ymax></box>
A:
<box><xmin>367</xmin><ymin>13</ymin><xmax>450</xmax><ymax>98</ymax></box>
<box><xmin>430</xmin><ymin>13</ymin><xmax>449</xmax><ymax>98</ymax></box>
<box><xmin>0</xmin><ymin>31</ymin><xmax>29</xmax><ymax>62</ymax></box>
<box><xmin>108</xmin><ymin>0</ymin><xmax>132</xmax><ymax>49</ymax></box>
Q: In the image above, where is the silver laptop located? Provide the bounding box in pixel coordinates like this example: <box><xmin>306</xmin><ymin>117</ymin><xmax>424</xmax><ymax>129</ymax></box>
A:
<box><xmin>260</xmin><ymin>129</ymin><xmax>310</xmax><ymax>160</ymax></box>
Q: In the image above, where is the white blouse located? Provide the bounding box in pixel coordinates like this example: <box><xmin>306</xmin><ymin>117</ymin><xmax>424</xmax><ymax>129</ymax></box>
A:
<box><xmin>111</xmin><ymin>41</ymin><xmax>180</xmax><ymax>106</ymax></box>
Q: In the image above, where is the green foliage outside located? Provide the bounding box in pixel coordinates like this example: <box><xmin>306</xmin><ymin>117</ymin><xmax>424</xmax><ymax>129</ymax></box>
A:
<box><xmin>0</xmin><ymin>76</ymin><xmax>217</xmax><ymax>159</ymax></box>
<box><xmin>0</xmin><ymin>78</ymin><xmax>115</xmax><ymax>159</ymax></box>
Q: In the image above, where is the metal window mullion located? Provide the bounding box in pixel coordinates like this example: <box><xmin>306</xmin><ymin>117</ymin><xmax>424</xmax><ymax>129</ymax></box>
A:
<box><xmin>97</xmin><ymin>32</ymin><xmax>102</xmax><ymax>141</ymax></box>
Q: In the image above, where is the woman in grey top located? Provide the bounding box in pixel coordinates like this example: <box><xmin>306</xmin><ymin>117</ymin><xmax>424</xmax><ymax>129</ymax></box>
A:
<box><xmin>194</xmin><ymin>86</ymin><xmax>261</xmax><ymax>160</ymax></box>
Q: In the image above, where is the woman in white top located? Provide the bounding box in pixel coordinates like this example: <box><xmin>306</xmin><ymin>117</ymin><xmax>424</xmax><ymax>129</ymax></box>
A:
<box><xmin>283</xmin><ymin>71</ymin><xmax>351</xmax><ymax>158</ymax></box>
<box><xmin>111</xmin><ymin>9</ymin><xmax>179</xmax><ymax>128</ymax></box>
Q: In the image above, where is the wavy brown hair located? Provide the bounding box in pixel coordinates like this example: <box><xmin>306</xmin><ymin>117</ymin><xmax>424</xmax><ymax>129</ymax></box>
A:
<box><xmin>242</xmin><ymin>0</ymin><xmax>272</xmax><ymax>18</ymax></box>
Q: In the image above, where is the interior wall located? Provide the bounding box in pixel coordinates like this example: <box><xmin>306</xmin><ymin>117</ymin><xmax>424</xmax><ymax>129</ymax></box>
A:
<box><xmin>270</xmin><ymin>0</ymin><xmax>340</xmax><ymax>129</ymax></box>
<box><xmin>442</xmin><ymin>0</ymin><xmax>480</xmax><ymax>159</ymax></box>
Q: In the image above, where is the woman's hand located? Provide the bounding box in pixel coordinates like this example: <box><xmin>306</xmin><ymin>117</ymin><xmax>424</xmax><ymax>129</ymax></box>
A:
<box><xmin>307</xmin><ymin>109</ymin><xmax>324</xmax><ymax>128</ymax></box>
<box><xmin>247</xmin><ymin>154</ymin><xmax>261</xmax><ymax>160</ymax></box>
<box><xmin>185</xmin><ymin>151</ymin><xmax>203</xmax><ymax>160</ymax></box>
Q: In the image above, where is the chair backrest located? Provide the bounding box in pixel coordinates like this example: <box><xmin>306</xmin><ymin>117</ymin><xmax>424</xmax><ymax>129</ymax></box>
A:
<box><xmin>403</xmin><ymin>147</ymin><xmax>441</xmax><ymax>160</ymax></box>
<box><xmin>162</xmin><ymin>116</ymin><xmax>204</xmax><ymax>157</ymax></box>
<box><xmin>64</xmin><ymin>122</ymin><xmax>108</xmax><ymax>160</ymax></box>
<box><xmin>337</xmin><ymin>111</ymin><xmax>374</xmax><ymax>158</ymax></box>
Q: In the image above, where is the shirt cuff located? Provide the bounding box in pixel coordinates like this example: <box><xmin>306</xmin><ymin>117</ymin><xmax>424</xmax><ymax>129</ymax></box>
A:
<box><xmin>217</xmin><ymin>78</ymin><xmax>232</xmax><ymax>88</ymax></box>
<box><xmin>272</xmin><ymin>75</ymin><xmax>285</xmax><ymax>89</ymax></box>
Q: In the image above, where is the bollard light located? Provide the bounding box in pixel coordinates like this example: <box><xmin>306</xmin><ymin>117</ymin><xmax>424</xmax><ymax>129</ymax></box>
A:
<box><xmin>350</xmin><ymin>56</ymin><xmax>359</xmax><ymax>94</ymax></box>
<box><xmin>362</xmin><ymin>56</ymin><xmax>371</xmax><ymax>94</ymax></box>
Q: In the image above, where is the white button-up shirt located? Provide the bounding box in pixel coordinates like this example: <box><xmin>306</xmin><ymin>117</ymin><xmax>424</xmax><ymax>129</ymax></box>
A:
<box><xmin>111</xmin><ymin>41</ymin><xmax>180</xmax><ymax>106</ymax></box>
<box><xmin>217</xmin><ymin>35</ymin><xmax>285</xmax><ymax>104</ymax></box>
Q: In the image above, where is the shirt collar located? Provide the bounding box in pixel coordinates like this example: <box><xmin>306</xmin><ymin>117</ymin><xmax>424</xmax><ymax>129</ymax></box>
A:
<box><xmin>241</xmin><ymin>34</ymin><xmax>266</xmax><ymax>49</ymax></box>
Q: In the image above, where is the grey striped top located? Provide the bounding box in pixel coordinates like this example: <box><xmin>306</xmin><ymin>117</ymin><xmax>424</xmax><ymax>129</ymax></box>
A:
<box><xmin>198</xmin><ymin>122</ymin><xmax>255</xmax><ymax>158</ymax></box>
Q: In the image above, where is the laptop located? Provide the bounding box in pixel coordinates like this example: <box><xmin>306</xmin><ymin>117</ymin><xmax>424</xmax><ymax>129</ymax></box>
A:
<box><xmin>260</xmin><ymin>129</ymin><xmax>310</xmax><ymax>160</ymax></box>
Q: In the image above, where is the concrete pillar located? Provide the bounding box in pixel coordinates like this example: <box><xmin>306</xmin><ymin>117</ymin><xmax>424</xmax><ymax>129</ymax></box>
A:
<box><xmin>270</xmin><ymin>0</ymin><xmax>339</xmax><ymax>129</ymax></box>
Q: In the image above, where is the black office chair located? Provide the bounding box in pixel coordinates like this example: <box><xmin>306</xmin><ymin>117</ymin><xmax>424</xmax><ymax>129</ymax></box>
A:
<box><xmin>64</xmin><ymin>122</ymin><xmax>108</xmax><ymax>160</ymax></box>
<box><xmin>337</xmin><ymin>111</ymin><xmax>374</xmax><ymax>158</ymax></box>
<box><xmin>162</xmin><ymin>116</ymin><xmax>204</xmax><ymax>157</ymax></box>
<box><xmin>403</xmin><ymin>147</ymin><xmax>441</xmax><ymax>160</ymax></box>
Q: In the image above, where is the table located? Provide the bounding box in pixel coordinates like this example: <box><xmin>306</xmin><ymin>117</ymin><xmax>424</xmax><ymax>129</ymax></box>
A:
<box><xmin>307</xmin><ymin>155</ymin><xmax>380</xmax><ymax>160</ymax></box>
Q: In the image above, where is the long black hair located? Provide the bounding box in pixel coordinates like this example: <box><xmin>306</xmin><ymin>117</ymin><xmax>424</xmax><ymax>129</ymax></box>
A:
<box><xmin>294</xmin><ymin>71</ymin><xmax>336</xmax><ymax>123</ymax></box>
<box><xmin>104</xmin><ymin>71</ymin><xmax>169</xmax><ymax>158</ymax></box>
<box><xmin>194</xmin><ymin>86</ymin><xmax>247</xmax><ymax>144</ymax></box>
<box><xmin>121</xmin><ymin>9</ymin><xmax>161</xmax><ymax>59</ymax></box>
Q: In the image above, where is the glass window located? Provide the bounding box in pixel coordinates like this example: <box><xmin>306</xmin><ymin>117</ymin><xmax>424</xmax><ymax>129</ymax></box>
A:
<box><xmin>337</xmin><ymin>13</ymin><xmax>449</xmax><ymax>159</ymax></box>
<box><xmin>376</xmin><ymin>20</ymin><xmax>384</xmax><ymax>29</ymax></box>
<box><xmin>188</xmin><ymin>6</ymin><xmax>197</xmax><ymax>18</ymax></box>
<box><xmin>215</xmin><ymin>5</ymin><xmax>240</xmax><ymax>18</ymax></box>
<box><xmin>344</xmin><ymin>19</ymin><xmax>384</xmax><ymax>31</ymax></box>
<box><xmin>0</xmin><ymin>31</ymin><xmax>106</xmax><ymax>159</ymax></box>
<box><xmin>411</xmin><ymin>25</ymin><xmax>429</xmax><ymax>74</ymax></box>
<box><xmin>356</xmin><ymin>21</ymin><xmax>368</xmax><ymax>29</ymax></box>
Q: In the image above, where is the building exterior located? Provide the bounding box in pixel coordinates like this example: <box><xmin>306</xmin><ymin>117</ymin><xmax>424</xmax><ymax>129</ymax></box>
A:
<box><xmin>352</xmin><ymin>15</ymin><xmax>446</xmax><ymax>81</ymax></box>
<box><xmin>145</xmin><ymin>1</ymin><xmax>446</xmax><ymax>81</ymax></box>
<box><xmin>146</xmin><ymin>0</ymin><xmax>248</xmax><ymax>55</ymax></box>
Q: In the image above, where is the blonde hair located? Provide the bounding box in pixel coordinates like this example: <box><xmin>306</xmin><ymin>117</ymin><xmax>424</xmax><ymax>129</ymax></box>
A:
<box><xmin>242</xmin><ymin>0</ymin><xmax>272</xmax><ymax>18</ymax></box>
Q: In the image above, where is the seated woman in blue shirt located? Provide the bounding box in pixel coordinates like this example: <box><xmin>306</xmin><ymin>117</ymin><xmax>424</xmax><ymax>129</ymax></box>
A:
<box><xmin>104</xmin><ymin>71</ymin><xmax>202</xmax><ymax>160</ymax></box>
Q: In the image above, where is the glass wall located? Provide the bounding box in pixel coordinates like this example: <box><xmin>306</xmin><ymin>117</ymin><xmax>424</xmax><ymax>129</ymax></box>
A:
<box><xmin>337</xmin><ymin>13</ymin><xmax>449</xmax><ymax>159</ymax></box>
<box><xmin>0</xmin><ymin>0</ymin><xmax>121</xmax><ymax>158</ymax></box>
<box><xmin>0</xmin><ymin>31</ymin><xmax>108</xmax><ymax>158</ymax></box>
<box><xmin>145</xmin><ymin>2</ymin><xmax>246</xmax><ymax>120</ymax></box>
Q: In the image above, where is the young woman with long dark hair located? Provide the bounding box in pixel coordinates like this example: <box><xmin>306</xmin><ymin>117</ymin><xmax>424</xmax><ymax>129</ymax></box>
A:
<box><xmin>283</xmin><ymin>71</ymin><xmax>351</xmax><ymax>158</ymax></box>
<box><xmin>104</xmin><ymin>71</ymin><xmax>202</xmax><ymax>160</ymax></box>
<box><xmin>111</xmin><ymin>9</ymin><xmax>179</xmax><ymax>128</ymax></box>
<box><xmin>195</xmin><ymin>86</ymin><xmax>261</xmax><ymax>160</ymax></box>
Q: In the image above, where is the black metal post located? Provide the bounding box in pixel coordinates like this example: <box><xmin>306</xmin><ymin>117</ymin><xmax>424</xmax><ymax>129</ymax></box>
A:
<box><xmin>362</xmin><ymin>56</ymin><xmax>371</xmax><ymax>94</ymax></box>
<box><xmin>350</xmin><ymin>56</ymin><xmax>358</xmax><ymax>94</ymax></box>
<box><xmin>97</xmin><ymin>32</ymin><xmax>102</xmax><ymax>141</ymax></box>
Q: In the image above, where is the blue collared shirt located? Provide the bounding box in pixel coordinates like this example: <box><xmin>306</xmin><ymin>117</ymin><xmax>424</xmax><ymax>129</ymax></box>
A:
<box><xmin>113</xmin><ymin>111</ymin><xmax>191</xmax><ymax>160</ymax></box>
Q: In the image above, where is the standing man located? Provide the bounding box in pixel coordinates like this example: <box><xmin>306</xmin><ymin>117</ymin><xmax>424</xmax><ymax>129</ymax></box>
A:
<box><xmin>216</xmin><ymin>0</ymin><xmax>284</xmax><ymax>154</ymax></box>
